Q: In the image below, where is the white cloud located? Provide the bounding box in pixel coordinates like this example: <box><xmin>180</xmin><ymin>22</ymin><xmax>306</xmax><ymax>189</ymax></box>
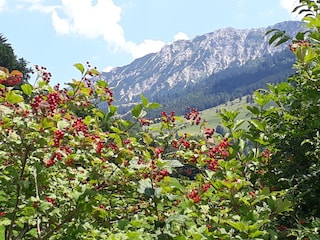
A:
<box><xmin>280</xmin><ymin>0</ymin><xmax>301</xmax><ymax>19</ymax></box>
<box><xmin>0</xmin><ymin>0</ymin><xmax>6</xmax><ymax>12</ymax></box>
<box><xmin>52</xmin><ymin>10</ymin><xmax>70</xmax><ymax>34</ymax></box>
<box><xmin>25</xmin><ymin>0</ymin><xmax>166</xmax><ymax>60</ymax></box>
<box><xmin>126</xmin><ymin>39</ymin><xmax>165</xmax><ymax>59</ymax></box>
<box><xmin>173</xmin><ymin>32</ymin><xmax>189</xmax><ymax>41</ymax></box>
<box><xmin>103</xmin><ymin>66</ymin><xmax>115</xmax><ymax>72</ymax></box>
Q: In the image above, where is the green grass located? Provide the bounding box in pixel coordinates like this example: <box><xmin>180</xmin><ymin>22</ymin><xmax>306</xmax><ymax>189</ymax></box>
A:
<box><xmin>180</xmin><ymin>96</ymin><xmax>252</xmax><ymax>135</ymax></box>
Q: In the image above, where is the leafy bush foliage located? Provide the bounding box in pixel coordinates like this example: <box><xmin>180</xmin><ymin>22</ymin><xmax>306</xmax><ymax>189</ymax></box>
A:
<box><xmin>1</xmin><ymin>1</ymin><xmax>320</xmax><ymax>239</ymax></box>
<box><xmin>0</xmin><ymin>63</ymin><xmax>292</xmax><ymax>239</ymax></box>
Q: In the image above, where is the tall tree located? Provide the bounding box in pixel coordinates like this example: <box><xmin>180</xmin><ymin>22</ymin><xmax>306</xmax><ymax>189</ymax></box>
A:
<box><xmin>0</xmin><ymin>34</ymin><xmax>31</xmax><ymax>82</ymax></box>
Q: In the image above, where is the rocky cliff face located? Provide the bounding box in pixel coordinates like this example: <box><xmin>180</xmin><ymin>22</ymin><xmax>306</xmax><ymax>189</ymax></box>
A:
<box><xmin>101</xmin><ymin>21</ymin><xmax>302</xmax><ymax>107</ymax></box>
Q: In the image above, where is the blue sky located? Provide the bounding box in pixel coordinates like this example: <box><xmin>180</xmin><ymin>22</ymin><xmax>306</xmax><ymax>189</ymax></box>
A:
<box><xmin>0</xmin><ymin>0</ymin><xmax>299</xmax><ymax>86</ymax></box>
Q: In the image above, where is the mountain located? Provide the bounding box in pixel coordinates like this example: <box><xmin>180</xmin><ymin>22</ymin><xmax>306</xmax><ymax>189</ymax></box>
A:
<box><xmin>101</xmin><ymin>21</ymin><xmax>302</xmax><ymax>115</ymax></box>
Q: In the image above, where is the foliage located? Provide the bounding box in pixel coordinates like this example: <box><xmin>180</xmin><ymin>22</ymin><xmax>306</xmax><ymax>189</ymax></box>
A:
<box><xmin>0</xmin><ymin>1</ymin><xmax>320</xmax><ymax>239</ymax></box>
<box><xmin>0</xmin><ymin>59</ymin><xmax>294</xmax><ymax>239</ymax></box>
<box><xmin>246</xmin><ymin>0</ymin><xmax>320</xmax><ymax>237</ymax></box>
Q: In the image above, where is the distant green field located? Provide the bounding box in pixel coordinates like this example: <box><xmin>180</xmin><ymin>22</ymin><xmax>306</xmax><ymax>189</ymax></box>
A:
<box><xmin>179</xmin><ymin>96</ymin><xmax>252</xmax><ymax>135</ymax></box>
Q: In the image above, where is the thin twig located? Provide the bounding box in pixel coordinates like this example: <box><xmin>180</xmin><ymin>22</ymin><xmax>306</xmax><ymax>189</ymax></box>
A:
<box><xmin>33</xmin><ymin>168</ymin><xmax>41</xmax><ymax>239</ymax></box>
<box><xmin>6</xmin><ymin>145</ymin><xmax>31</xmax><ymax>240</ymax></box>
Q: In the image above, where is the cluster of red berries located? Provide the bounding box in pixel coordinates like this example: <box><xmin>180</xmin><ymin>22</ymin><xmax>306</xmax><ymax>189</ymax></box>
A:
<box><xmin>53</xmin><ymin>130</ymin><xmax>64</xmax><ymax>147</ymax></box>
<box><xmin>161</xmin><ymin>111</ymin><xmax>176</xmax><ymax>126</ymax></box>
<box><xmin>139</xmin><ymin>118</ymin><xmax>152</xmax><ymax>126</ymax></box>
<box><xmin>289</xmin><ymin>40</ymin><xmax>310</xmax><ymax>52</ymax></box>
<box><xmin>30</xmin><ymin>95</ymin><xmax>44</xmax><ymax>112</ymax></box>
<box><xmin>173</xmin><ymin>133</ymin><xmax>191</xmax><ymax>149</ymax></box>
<box><xmin>45</xmin><ymin>152</ymin><xmax>63</xmax><ymax>167</ymax></box>
<box><xmin>0</xmin><ymin>68</ymin><xmax>23</xmax><ymax>87</ymax></box>
<box><xmin>153</xmin><ymin>169</ymin><xmax>169</xmax><ymax>182</ymax></box>
<box><xmin>260</xmin><ymin>149</ymin><xmax>271</xmax><ymax>159</ymax></box>
<box><xmin>149</xmin><ymin>159</ymin><xmax>169</xmax><ymax>182</ymax></box>
<box><xmin>104</xmin><ymin>87</ymin><xmax>114</xmax><ymax>105</ymax></box>
<box><xmin>96</xmin><ymin>140</ymin><xmax>104</xmax><ymax>155</ymax></box>
<box><xmin>0</xmin><ymin>75</ymin><xmax>22</xmax><ymax>86</ymax></box>
<box><xmin>203</xmin><ymin>127</ymin><xmax>215</xmax><ymax>139</ymax></box>
<box><xmin>209</xmin><ymin>138</ymin><xmax>230</xmax><ymax>159</ymax></box>
<box><xmin>45</xmin><ymin>196</ymin><xmax>56</xmax><ymax>206</ymax></box>
<box><xmin>154</xmin><ymin>147</ymin><xmax>164</xmax><ymax>158</ymax></box>
<box><xmin>46</xmin><ymin>92</ymin><xmax>61</xmax><ymax>112</ymax></box>
<box><xmin>185</xmin><ymin>107</ymin><xmax>201</xmax><ymax>125</ymax></box>
<box><xmin>34</xmin><ymin>65</ymin><xmax>52</xmax><ymax>83</ymax></box>
<box><xmin>85</xmin><ymin>62</ymin><xmax>98</xmax><ymax>77</ymax></box>
<box><xmin>187</xmin><ymin>182</ymin><xmax>212</xmax><ymax>203</ymax></box>
<box><xmin>205</xmin><ymin>159</ymin><xmax>219</xmax><ymax>171</ymax></box>
<box><xmin>72</xmin><ymin>118</ymin><xmax>88</xmax><ymax>136</ymax></box>
<box><xmin>187</xmin><ymin>188</ymin><xmax>202</xmax><ymax>203</ymax></box>
<box><xmin>202</xmin><ymin>182</ymin><xmax>211</xmax><ymax>192</ymax></box>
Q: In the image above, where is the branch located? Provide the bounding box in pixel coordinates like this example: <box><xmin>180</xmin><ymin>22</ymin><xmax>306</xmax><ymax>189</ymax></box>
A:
<box><xmin>33</xmin><ymin>169</ymin><xmax>41</xmax><ymax>239</ymax></box>
<box><xmin>6</xmin><ymin>145</ymin><xmax>31</xmax><ymax>240</ymax></box>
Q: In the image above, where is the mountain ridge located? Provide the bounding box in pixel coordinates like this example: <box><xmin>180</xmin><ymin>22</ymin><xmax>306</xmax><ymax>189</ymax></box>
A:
<box><xmin>101</xmin><ymin>21</ymin><xmax>302</xmax><ymax>113</ymax></box>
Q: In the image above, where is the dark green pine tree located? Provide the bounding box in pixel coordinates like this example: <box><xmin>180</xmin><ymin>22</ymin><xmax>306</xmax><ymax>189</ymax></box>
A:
<box><xmin>0</xmin><ymin>34</ymin><xmax>32</xmax><ymax>82</ymax></box>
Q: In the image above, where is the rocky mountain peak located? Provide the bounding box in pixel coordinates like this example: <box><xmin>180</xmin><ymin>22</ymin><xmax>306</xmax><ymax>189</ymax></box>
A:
<box><xmin>101</xmin><ymin>21</ymin><xmax>302</xmax><ymax>108</ymax></box>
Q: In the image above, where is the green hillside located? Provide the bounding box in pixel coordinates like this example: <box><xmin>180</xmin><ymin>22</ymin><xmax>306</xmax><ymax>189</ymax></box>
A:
<box><xmin>179</xmin><ymin>96</ymin><xmax>252</xmax><ymax>135</ymax></box>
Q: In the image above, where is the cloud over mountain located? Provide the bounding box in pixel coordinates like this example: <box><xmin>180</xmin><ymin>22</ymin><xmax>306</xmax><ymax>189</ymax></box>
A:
<box><xmin>280</xmin><ymin>0</ymin><xmax>301</xmax><ymax>19</ymax></box>
<box><xmin>0</xmin><ymin>0</ymin><xmax>6</xmax><ymax>11</ymax></box>
<box><xmin>21</xmin><ymin>0</ymin><xmax>166</xmax><ymax>60</ymax></box>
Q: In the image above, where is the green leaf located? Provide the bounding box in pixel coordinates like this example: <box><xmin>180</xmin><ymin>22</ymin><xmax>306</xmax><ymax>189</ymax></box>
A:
<box><xmin>167</xmin><ymin>177</ymin><xmax>184</xmax><ymax>191</ymax></box>
<box><xmin>296</xmin><ymin>31</ymin><xmax>306</xmax><ymax>41</ymax></box>
<box><xmin>246</xmin><ymin>106</ymin><xmax>260</xmax><ymax>116</ymax></box>
<box><xmin>225</xmin><ymin>220</ymin><xmax>248</xmax><ymax>232</ymax></box>
<box><xmin>118</xmin><ymin>219</ymin><xmax>130</xmax><ymax>230</ymax></box>
<box><xmin>110</xmin><ymin>126</ymin><xmax>123</xmax><ymax>134</ymax></box>
<box><xmin>144</xmin><ymin>187</ymin><xmax>155</xmax><ymax>197</ymax></box>
<box><xmin>249</xmin><ymin>119</ymin><xmax>266</xmax><ymax>132</ymax></box>
<box><xmin>126</xmin><ymin>232</ymin><xmax>141</xmax><ymax>239</ymax></box>
<box><xmin>143</xmin><ymin>132</ymin><xmax>153</xmax><ymax>145</ymax></box>
<box><xmin>57</xmin><ymin>119</ymin><xmax>69</xmax><ymax>130</ymax></box>
<box><xmin>275</xmin><ymin>198</ymin><xmax>292</xmax><ymax>213</ymax></box>
<box><xmin>0</xmin><ymin>218</ymin><xmax>11</xmax><ymax>226</ymax></box>
<box><xmin>253</xmin><ymin>91</ymin><xmax>270</xmax><ymax>107</ymax></box>
<box><xmin>41</xmin><ymin>117</ymin><xmax>54</xmax><ymax>129</ymax></box>
<box><xmin>38</xmin><ymin>202</ymin><xmax>52</xmax><ymax>212</ymax></box>
<box><xmin>80</xmin><ymin>87</ymin><xmax>92</xmax><ymax>96</ymax></box>
<box><xmin>146</xmin><ymin>102</ymin><xmax>162</xmax><ymax>110</ymax></box>
<box><xmin>161</xmin><ymin>160</ymin><xmax>184</xmax><ymax>168</ymax></box>
<box><xmin>249</xmin><ymin>230</ymin><xmax>267</xmax><ymax>238</ymax></box>
<box><xmin>21</xmin><ymin>83</ymin><xmax>33</xmax><ymax>96</ymax></box>
<box><xmin>137</xmin><ymin>179</ymin><xmax>152</xmax><ymax>194</ymax></box>
<box><xmin>141</xmin><ymin>94</ymin><xmax>148</xmax><ymax>107</ymax></box>
<box><xmin>74</xmin><ymin>63</ymin><xmax>85</xmax><ymax>74</ymax></box>
<box><xmin>265</xmin><ymin>28</ymin><xmax>278</xmax><ymax>36</ymax></box>
<box><xmin>109</xmin><ymin>105</ymin><xmax>117</xmax><ymax>115</ymax></box>
<box><xmin>137</xmin><ymin>179</ymin><xmax>161</xmax><ymax>197</ymax></box>
<box><xmin>157</xmin><ymin>233</ymin><xmax>173</xmax><ymax>240</ymax></box>
<box><xmin>5</xmin><ymin>90</ymin><xmax>24</xmax><ymax>104</ymax></box>
<box><xmin>275</xmin><ymin>35</ymin><xmax>291</xmax><ymax>46</ymax></box>
<box><xmin>108</xmin><ymin>133</ymin><xmax>122</xmax><ymax>146</ymax></box>
<box><xmin>268</xmin><ymin>31</ymin><xmax>286</xmax><ymax>45</ymax></box>
<box><xmin>93</xmin><ymin>109</ymin><xmax>105</xmax><ymax>119</ymax></box>
<box><xmin>131</xmin><ymin>103</ymin><xmax>143</xmax><ymax>118</ymax></box>
<box><xmin>166</xmin><ymin>214</ymin><xmax>187</xmax><ymax>223</ymax></box>
<box><xmin>96</xmin><ymin>80</ymin><xmax>108</xmax><ymax>87</ymax></box>
<box><xmin>89</xmin><ymin>68</ymin><xmax>100</xmax><ymax>76</ymax></box>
